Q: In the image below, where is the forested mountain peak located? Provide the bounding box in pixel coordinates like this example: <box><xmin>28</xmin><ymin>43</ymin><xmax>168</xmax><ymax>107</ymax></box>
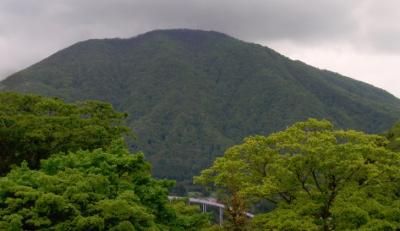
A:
<box><xmin>1</xmin><ymin>29</ymin><xmax>400</xmax><ymax>191</ymax></box>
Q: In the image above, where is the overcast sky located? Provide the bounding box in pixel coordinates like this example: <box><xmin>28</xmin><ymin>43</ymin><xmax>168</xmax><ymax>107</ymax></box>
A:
<box><xmin>1</xmin><ymin>0</ymin><xmax>399</xmax><ymax>97</ymax></box>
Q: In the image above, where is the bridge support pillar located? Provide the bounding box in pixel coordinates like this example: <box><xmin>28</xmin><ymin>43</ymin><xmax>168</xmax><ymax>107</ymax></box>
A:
<box><xmin>202</xmin><ymin>203</ymin><xmax>207</xmax><ymax>212</ymax></box>
<box><xmin>219</xmin><ymin>207</ymin><xmax>223</xmax><ymax>226</ymax></box>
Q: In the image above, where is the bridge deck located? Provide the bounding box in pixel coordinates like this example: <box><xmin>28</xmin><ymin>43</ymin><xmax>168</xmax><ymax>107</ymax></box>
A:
<box><xmin>168</xmin><ymin>196</ymin><xmax>254</xmax><ymax>218</ymax></box>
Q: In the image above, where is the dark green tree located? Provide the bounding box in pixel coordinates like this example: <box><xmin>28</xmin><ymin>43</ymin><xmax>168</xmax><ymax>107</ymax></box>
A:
<box><xmin>386</xmin><ymin>122</ymin><xmax>400</xmax><ymax>152</ymax></box>
<box><xmin>0</xmin><ymin>92</ymin><xmax>130</xmax><ymax>174</ymax></box>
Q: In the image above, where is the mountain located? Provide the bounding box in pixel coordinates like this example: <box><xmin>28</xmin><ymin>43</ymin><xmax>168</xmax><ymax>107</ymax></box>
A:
<box><xmin>1</xmin><ymin>29</ymin><xmax>400</xmax><ymax>191</ymax></box>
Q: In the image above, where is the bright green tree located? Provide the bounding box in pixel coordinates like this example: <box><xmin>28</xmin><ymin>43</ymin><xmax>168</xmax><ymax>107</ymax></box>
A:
<box><xmin>0</xmin><ymin>92</ymin><xmax>130</xmax><ymax>174</ymax></box>
<box><xmin>0</xmin><ymin>140</ymin><xmax>211</xmax><ymax>230</ymax></box>
<box><xmin>169</xmin><ymin>199</ymin><xmax>214</xmax><ymax>230</ymax></box>
<box><xmin>195</xmin><ymin>119</ymin><xmax>400</xmax><ymax>230</ymax></box>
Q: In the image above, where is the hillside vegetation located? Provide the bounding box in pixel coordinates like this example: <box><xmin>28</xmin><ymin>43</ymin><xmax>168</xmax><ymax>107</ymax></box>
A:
<box><xmin>2</xmin><ymin>29</ymin><xmax>400</xmax><ymax>190</ymax></box>
<box><xmin>2</xmin><ymin>94</ymin><xmax>399</xmax><ymax>230</ymax></box>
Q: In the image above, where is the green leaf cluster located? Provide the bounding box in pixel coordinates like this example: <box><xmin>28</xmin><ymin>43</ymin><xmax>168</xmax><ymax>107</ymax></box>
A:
<box><xmin>0</xmin><ymin>92</ymin><xmax>130</xmax><ymax>174</ymax></box>
<box><xmin>387</xmin><ymin>122</ymin><xmax>400</xmax><ymax>152</ymax></box>
<box><xmin>0</xmin><ymin>140</ymin><xmax>211</xmax><ymax>230</ymax></box>
<box><xmin>195</xmin><ymin>119</ymin><xmax>400</xmax><ymax>230</ymax></box>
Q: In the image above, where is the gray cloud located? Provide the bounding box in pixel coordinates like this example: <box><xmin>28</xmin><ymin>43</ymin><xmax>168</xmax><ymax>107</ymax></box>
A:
<box><xmin>356</xmin><ymin>0</ymin><xmax>400</xmax><ymax>53</ymax></box>
<box><xmin>0</xmin><ymin>0</ymin><xmax>362</xmax><ymax>43</ymax></box>
<box><xmin>0</xmin><ymin>0</ymin><xmax>399</xmax><ymax>96</ymax></box>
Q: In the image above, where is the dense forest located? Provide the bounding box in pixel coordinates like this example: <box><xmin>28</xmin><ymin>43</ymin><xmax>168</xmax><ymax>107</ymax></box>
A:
<box><xmin>0</xmin><ymin>92</ymin><xmax>130</xmax><ymax>174</ymax></box>
<box><xmin>1</xmin><ymin>93</ymin><xmax>400</xmax><ymax>230</ymax></box>
<box><xmin>1</xmin><ymin>29</ymin><xmax>400</xmax><ymax>230</ymax></box>
<box><xmin>1</xmin><ymin>29</ymin><xmax>400</xmax><ymax>192</ymax></box>
<box><xmin>0</xmin><ymin>93</ymin><xmax>213</xmax><ymax>230</ymax></box>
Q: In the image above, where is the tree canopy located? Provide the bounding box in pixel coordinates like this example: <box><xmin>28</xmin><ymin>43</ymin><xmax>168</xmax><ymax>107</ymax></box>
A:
<box><xmin>195</xmin><ymin>119</ymin><xmax>400</xmax><ymax>230</ymax></box>
<box><xmin>0</xmin><ymin>92</ymin><xmax>130</xmax><ymax>174</ymax></box>
<box><xmin>0</xmin><ymin>140</ymin><xmax>211</xmax><ymax>230</ymax></box>
<box><xmin>387</xmin><ymin>122</ymin><xmax>400</xmax><ymax>152</ymax></box>
<box><xmin>0</xmin><ymin>92</ymin><xmax>213</xmax><ymax>230</ymax></box>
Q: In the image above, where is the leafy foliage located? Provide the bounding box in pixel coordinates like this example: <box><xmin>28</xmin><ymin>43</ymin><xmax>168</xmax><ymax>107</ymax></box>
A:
<box><xmin>195</xmin><ymin>119</ymin><xmax>400</xmax><ymax>230</ymax></box>
<box><xmin>1</xmin><ymin>29</ymin><xmax>400</xmax><ymax>189</ymax></box>
<box><xmin>387</xmin><ymin>122</ymin><xmax>400</xmax><ymax>152</ymax></box>
<box><xmin>0</xmin><ymin>92</ymin><xmax>130</xmax><ymax>174</ymax></box>
<box><xmin>0</xmin><ymin>140</ymin><xmax>211</xmax><ymax>230</ymax></box>
<box><xmin>169</xmin><ymin>199</ymin><xmax>213</xmax><ymax>230</ymax></box>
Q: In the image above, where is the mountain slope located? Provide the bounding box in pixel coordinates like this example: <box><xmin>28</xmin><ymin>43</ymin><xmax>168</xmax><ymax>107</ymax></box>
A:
<box><xmin>1</xmin><ymin>29</ymin><xmax>400</xmax><ymax>190</ymax></box>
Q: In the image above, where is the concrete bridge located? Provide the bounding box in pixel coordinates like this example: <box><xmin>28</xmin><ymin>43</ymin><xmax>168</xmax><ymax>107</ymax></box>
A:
<box><xmin>168</xmin><ymin>196</ymin><xmax>254</xmax><ymax>226</ymax></box>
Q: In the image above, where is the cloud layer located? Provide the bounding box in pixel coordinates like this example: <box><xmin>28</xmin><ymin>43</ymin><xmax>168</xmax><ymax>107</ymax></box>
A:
<box><xmin>1</xmin><ymin>0</ymin><xmax>399</xmax><ymax>96</ymax></box>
